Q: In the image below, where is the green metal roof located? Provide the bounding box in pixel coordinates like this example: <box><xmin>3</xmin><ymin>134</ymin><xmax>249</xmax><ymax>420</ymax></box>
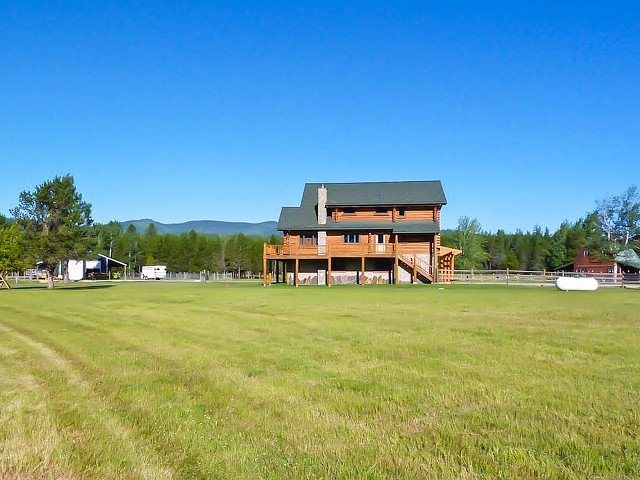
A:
<box><xmin>277</xmin><ymin>181</ymin><xmax>445</xmax><ymax>233</ymax></box>
<box><xmin>615</xmin><ymin>249</ymin><xmax>640</xmax><ymax>269</ymax></box>
<box><xmin>305</xmin><ymin>181</ymin><xmax>447</xmax><ymax>206</ymax></box>
<box><xmin>392</xmin><ymin>221</ymin><xmax>440</xmax><ymax>234</ymax></box>
<box><xmin>277</xmin><ymin>216</ymin><xmax>439</xmax><ymax>234</ymax></box>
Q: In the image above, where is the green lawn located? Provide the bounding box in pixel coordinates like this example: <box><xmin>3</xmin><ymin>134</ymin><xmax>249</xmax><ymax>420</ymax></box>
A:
<box><xmin>0</xmin><ymin>282</ymin><xmax>638</xmax><ymax>479</ymax></box>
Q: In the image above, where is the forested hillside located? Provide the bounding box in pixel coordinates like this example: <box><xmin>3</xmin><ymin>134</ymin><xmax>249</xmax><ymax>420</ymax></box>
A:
<box><xmin>120</xmin><ymin>219</ymin><xmax>278</xmax><ymax>236</ymax></box>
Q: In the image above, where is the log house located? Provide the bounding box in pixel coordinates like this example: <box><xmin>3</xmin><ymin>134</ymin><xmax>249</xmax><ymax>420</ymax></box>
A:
<box><xmin>264</xmin><ymin>181</ymin><xmax>461</xmax><ymax>286</ymax></box>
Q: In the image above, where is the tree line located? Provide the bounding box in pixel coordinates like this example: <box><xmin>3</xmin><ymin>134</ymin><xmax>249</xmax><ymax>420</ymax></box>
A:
<box><xmin>91</xmin><ymin>221</ymin><xmax>281</xmax><ymax>275</ymax></box>
<box><xmin>443</xmin><ymin>186</ymin><xmax>640</xmax><ymax>270</ymax></box>
<box><xmin>0</xmin><ymin>175</ymin><xmax>280</xmax><ymax>288</ymax></box>
<box><xmin>1</xmin><ymin>176</ymin><xmax>638</xmax><ymax>287</ymax></box>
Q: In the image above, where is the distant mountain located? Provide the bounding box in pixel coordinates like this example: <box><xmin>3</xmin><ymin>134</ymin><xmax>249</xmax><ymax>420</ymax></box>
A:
<box><xmin>120</xmin><ymin>219</ymin><xmax>279</xmax><ymax>237</ymax></box>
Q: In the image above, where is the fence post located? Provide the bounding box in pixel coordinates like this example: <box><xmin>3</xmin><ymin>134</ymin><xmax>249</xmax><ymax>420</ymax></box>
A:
<box><xmin>471</xmin><ymin>268</ymin><xmax>474</xmax><ymax>284</ymax></box>
<box><xmin>506</xmin><ymin>268</ymin><xmax>509</xmax><ymax>285</ymax></box>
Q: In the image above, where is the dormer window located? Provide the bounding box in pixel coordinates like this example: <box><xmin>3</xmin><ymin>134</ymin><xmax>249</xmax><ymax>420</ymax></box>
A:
<box><xmin>398</xmin><ymin>208</ymin><xmax>406</xmax><ymax>217</ymax></box>
<box><xmin>343</xmin><ymin>208</ymin><xmax>356</xmax><ymax>215</ymax></box>
<box><xmin>374</xmin><ymin>208</ymin><xmax>389</xmax><ymax>214</ymax></box>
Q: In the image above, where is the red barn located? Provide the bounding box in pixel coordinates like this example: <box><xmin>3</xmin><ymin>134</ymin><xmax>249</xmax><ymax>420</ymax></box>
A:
<box><xmin>558</xmin><ymin>247</ymin><xmax>640</xmax><ymax>282</ymax></box>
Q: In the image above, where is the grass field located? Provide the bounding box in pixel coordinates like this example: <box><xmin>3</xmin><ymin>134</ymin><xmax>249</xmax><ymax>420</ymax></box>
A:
<box><xmin>0</xmin><ymin>281</ymin><xmax>638</xmax><ymax>479</ymax></box>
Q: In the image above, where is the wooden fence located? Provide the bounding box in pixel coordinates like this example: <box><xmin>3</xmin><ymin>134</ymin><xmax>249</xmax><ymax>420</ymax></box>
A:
<box><xmin>3</xmin><ymin>270</ymin><xmax>239</xmax><ymax>284</ymax></box>
<box><xmin>452</xmin><ymin>269</ymin><xmax>639</xmax><ymax>287</ymax></box>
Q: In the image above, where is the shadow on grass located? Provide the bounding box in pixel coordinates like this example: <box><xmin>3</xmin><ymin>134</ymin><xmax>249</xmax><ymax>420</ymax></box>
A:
<box><xmin>7</xmin><ymin>283</ymin><xmax>117</xmax><ymax>291</ymax></box>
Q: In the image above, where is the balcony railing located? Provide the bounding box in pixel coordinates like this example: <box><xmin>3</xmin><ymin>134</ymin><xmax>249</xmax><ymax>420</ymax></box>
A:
<box><xmin>265</xmin><ymin>242</ymin><xmax>432</xmax><ymax>257</ymax></box>
<box><xmin>265</xmin><ymin>244</ymin><xmax>321</xmax><ymax>256</ymax></box>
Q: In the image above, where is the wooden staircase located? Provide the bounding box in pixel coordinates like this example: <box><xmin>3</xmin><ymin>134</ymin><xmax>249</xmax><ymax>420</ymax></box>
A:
<box><xmin>0</xmin><ymin>273</ymin><xmax>11</xmax><ymax>290</ymax></box>
<box><xmin>398</xmin><ymin>254</ymin><xmax>434</xmax><ymax>283</ymax></box>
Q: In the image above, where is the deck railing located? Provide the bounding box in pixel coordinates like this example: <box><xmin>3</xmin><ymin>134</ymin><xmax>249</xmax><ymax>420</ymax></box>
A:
<box><xmin>265</xmin><ymin>242</ymin><xmax>434</xmax><ymax>257</ymax></box>
<box><xmin>398</xmin><ymin>253</ymin><xmax>434</xmax><ymax>277</ymax></box>
<box><xmin>265</xmin><ymin>244</ymin><xmax>319</xmax><ymax>256</ymax></box>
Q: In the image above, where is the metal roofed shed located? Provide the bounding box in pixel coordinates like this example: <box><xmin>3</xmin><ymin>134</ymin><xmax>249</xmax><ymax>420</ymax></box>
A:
<box><xmin>67</xmin><ymin>254</ymin><xmax>128</xmax><ymax>280</ymax></box>
<box><xmin>615</xmin><ymin>249</ymin><xmax>640</xmax><ymax>270</ymax></box>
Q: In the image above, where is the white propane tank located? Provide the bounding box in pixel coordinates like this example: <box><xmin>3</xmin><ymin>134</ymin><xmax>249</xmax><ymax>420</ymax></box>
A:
<box><xmin>555</xmin><ymin>276</ymin><xmax>598</xmax><ymax>291</ymax></box>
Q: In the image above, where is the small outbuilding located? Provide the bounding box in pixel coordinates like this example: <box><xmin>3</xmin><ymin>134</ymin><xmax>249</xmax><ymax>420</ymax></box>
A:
<box><xmin>68</xmin><ymin>254</ymin><xmax>128</xmax><ymax>280</ymax></box>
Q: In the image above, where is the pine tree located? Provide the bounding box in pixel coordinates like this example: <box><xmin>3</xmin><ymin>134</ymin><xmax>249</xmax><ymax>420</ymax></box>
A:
<box><xmin>11</xmin><ymin>175</ymin><xmax>92</xmax><ymax>288</ymax></box>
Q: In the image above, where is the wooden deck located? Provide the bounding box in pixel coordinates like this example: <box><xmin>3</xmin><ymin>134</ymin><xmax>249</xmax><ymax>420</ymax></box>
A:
<box><xmin>263</xmin><ymin>242</ymin><xmax>461</xmax><ymax>286</ymax></box>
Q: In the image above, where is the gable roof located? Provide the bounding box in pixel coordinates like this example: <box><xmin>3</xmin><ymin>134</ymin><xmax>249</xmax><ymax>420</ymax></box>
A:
<box><xmin>277</xmin><ymin>181</ymin><xmax>445</xmax><ymax>233</ymax></box>
<box><xmin>557</xmin><ymin>247</ymin><xmax>640</xmax><ymax>271</ymax></box>
<box><xmin>303</xmin><ymin>181</ymin><xmax>446</xmax><ymax>206</ymax></box>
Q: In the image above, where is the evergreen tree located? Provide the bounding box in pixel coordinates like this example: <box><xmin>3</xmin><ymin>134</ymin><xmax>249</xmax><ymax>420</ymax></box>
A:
<box><xmin>10</xmin><ymin>175</ymin><xmax>92</xmax><ymax>288</ymax></box>
<box><xmin>501</xmin><ymin>249</ymin><xmax>520</xmax><ymax>269</ymax></box>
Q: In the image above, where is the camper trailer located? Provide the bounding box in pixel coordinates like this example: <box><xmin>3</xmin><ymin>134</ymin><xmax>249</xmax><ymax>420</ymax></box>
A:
<box><xmin>141</xmin><ymin>265</ymin><xmax>167</xmax><ymax>280</ymax></box>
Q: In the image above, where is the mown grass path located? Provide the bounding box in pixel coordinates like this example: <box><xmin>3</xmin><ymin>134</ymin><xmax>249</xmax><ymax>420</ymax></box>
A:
<box><xmin>1</xmin><ymin>282</ymin><xmax>639</xmax><ymax>479</ymax></box>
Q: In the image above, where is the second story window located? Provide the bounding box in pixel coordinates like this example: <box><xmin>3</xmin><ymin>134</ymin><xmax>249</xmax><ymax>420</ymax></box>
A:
<box><xmin>398</xmin><ymin>208</ymin><xmax>406</xmax><ymax>217</ymax></box>
<box><xmin>344</xmin><ymin>234</ymin><xmax>360</xmax><ymax>244</ymax></box>
<box><xmin>374</xmin><ymin>208</ymin><xmax>389</xmax><ymax>214</ymax></box>
<box><xmin>343</xmin><ymin>208</ymin><xmax>356</xmax><ymax>215</ymax></box>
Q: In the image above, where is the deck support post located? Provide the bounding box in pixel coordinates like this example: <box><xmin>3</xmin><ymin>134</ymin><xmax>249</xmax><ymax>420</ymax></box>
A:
<box><xmin>450</xmin><ymin>255</ymin><xmax>455</xmax><ymax>283</ymax></box>
<box><xmin>263</xmin><ymin>243</ymin><xmax>267</xmax><ymax>287</ymax></box>
<box><xmin>394</xmin><ymin>255</ymin><xmax>399</xmax><ymax>285</ymax></box>
<box><xmin>295</xmin><ymin>258</ymin><xmax>299</xmax><ymax>287</ymax></box>
<box><xmin>361</xmin><ymin>257</ymin><xmax>365</xmax><ymax>285</ymax></box>
<box><xmin>327</xmin><ymin>256</ymin><xmax>332</xmax><ymax>287</ymax></box>
<box><xmin>394</xmin><ymin>234</ymin><xmax>400</xmax><ymax>285</ymax></box>
<box><xmin>434</xmin><ymin>234</ymin><xmax>439</xmax><ymax>284</ymax></box>
<box><xmin>275</xmin><ymin>260</ymin><xmax>279</xmax><ymax>284</ymax></box>
<box><xmin>413</xmin><ymin>254</ymin><xmax>417</xmax><ymax>284</ymax></box>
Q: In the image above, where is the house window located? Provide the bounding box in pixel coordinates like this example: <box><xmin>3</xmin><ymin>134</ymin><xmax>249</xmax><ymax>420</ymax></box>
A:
<box><xmin>377</xmin><ymin>234</ymin><xmax>385</xmax><ymax>243</ymax></box>
<box><xmin>344</xmin><ymin>234</ymin><xmax>360</xmax><ymax>244</ymax></box>
<box><xmin>398</xmin><ymin>208</ymin><xmax>406</xmax><ymax>217</ymax></box>
<box><xmin>299</xmin><ymin>234</ymin><xmax>317</xmax><ymax>246</ymax></box>
<box><xmin>374</xmin><ymin>208</ymin><xmax>389</xmax><ymax>214</ymax></box>
<box><xmin>343</xmin><ymin>208</ymin><xmax>356</xmax><ymax>215</ymax></box>
<box><xmin>584</xmin><ymin>250</ymin><xmax>589</xmax><ymax>257</ymax></box>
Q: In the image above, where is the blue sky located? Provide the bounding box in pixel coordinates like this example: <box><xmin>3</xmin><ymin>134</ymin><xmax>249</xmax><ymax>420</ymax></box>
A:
<box><xmin>1</xmin><ymin>1</ymin><xmax>638</xmax><ymax>232</ymax></box>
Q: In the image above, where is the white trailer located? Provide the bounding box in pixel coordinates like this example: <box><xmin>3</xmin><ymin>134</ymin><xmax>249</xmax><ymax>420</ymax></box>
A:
<box><xmin>68</xmin><ymin>260</ymin><xmax>85</xmax><ymax>281</ymax></box>
<box><xmin>141</xmin><ymin>265</ymin><xmax>167</xmax><ymax>280</ymax></box>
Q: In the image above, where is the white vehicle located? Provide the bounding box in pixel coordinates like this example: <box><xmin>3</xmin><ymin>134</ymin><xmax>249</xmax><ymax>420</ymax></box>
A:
<box><xmin>141</xmin><ymin>265</ymin><xmax>167</xmax><ymax>280</ymax></box>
